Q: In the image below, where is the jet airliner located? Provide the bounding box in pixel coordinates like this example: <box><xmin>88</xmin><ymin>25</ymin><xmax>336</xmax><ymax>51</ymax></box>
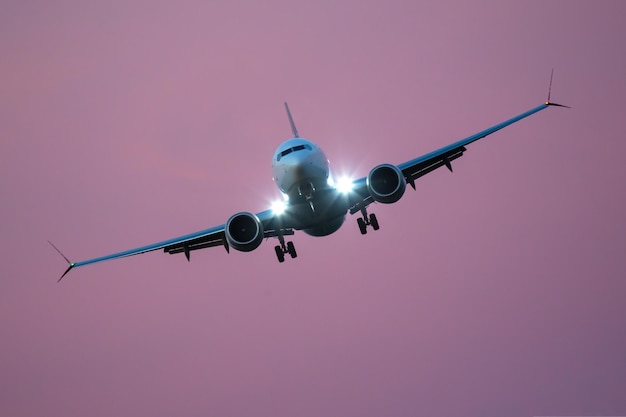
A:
<box><xmin>51</xmin><ymin>93</ymin><xmax>567</xmax><ymax>280</ymax></box>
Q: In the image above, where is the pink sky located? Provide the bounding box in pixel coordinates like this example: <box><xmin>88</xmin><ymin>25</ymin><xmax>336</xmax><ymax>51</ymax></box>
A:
<box><xmin>2</xmin><ymin>1</ymin><xmax>625</xmax><ymax>416</ymax></box>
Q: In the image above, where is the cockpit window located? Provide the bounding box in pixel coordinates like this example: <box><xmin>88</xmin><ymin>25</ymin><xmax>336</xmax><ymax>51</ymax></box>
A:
<box><xmin>279</xmin><ymin>148</ymin><xmax>293</xmax><ymax>159</ymax></box>
<box><xmin>276</xmin><ymin>144</ymin><xmax>312</xmax><ymax>161</ymax></box>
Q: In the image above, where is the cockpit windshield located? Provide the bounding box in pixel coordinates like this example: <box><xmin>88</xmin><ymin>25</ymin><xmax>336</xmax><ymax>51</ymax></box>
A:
<box><xmin>276</xmin><ymin>144</ymin><xmax>312</xmax><ymax>161</ymax></box>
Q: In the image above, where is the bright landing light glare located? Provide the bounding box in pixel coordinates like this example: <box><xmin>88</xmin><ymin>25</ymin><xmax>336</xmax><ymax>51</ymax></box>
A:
<box><xmin>271</xmin><ymin>199</ymin><xmax>287</xmax><ymax>215</ymax></box>
<box><xmin>335</xmin><ymin>176</ymin><xmax>355</xmax><ymax>194</ymax></box>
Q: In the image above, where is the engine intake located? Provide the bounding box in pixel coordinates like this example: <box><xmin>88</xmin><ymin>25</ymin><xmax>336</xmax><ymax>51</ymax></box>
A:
<box><xmin>225</xmin><ymin>212</ymin><xmax>264</xmax><ymax>252</ymax></box>
<box><xmin>367</xmin><ymin>164</ymin><xmax>406</xmax><ymax>204</ymax></box>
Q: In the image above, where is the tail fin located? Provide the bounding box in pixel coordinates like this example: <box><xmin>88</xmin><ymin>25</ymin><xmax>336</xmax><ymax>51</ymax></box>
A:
<box><xmin>284</xmin><ymin>102</ymin><xmax>299</xmax><ymax>138</ymax></box>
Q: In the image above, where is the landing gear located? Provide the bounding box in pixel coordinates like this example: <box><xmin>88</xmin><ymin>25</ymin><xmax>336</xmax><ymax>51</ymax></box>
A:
<box><xmin>275</xmin><ymin>245</ymin><xmax>285</xmax><ymax>263</ymax></box>
<box><xmin>274</xmin><ymin>233</ymin><xmax>297</xmax><ymax>263</ymax></box>
<box><xmin>287</xmin><ymin>241</ymin><xmax>297</xmax><ymax>258</ymax></box>
<box><xmin>357</xmin><ymin>208</ymin><xmax>380</xmax><ymax>235</ymax></box>
<box><xmin>298</xmin><ymin>182</ymin><xmax>317</xmax><ymax>214</ymax></box>
<box><xmin>357</xmin><ymin>218</ymin><xmax>367</xmax><ymax>235</ymax></box>
<box><xmin>370</xmin><ymin>213</ymin><xmax>379</xmax><ymax>230</ymax></box>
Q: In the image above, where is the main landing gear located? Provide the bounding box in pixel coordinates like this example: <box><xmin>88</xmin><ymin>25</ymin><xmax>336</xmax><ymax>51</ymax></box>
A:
<box><xmin>274</xmin><ymin>234</ymin><xmax>297</xmax><ymax>263</ymax></box>
<box><xmin>357</xmin><ymin>208</ymin><xmax>379</xmax><ymax>235</ymax></box>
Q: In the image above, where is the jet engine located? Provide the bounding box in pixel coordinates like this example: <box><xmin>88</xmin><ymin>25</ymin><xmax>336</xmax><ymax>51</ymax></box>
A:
<box><xmin>367</xmin><ymin>164</ymin><xmax>406</xmax><ymax>204</ymax></box>
<box><xmin>225</xmin><ymin>212</ymin><xmax>264</xmax><ymax>252</ymax></box>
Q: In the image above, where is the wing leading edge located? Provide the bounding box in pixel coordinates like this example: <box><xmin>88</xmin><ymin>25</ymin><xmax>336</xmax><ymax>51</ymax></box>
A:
<box><xmin>53</xmin><ymin>209</ymin><xmax>276</xmax><ymax>281</ymax></box>
<box><xmin>349</xmin><ymin>101</ymin><xmax>566</xmax><ymax>213</ymax></box>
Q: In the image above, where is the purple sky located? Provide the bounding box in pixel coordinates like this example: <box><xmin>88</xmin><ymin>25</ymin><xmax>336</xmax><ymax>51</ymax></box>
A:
<box><xmin>2</xmin><ymin>1</ymin><xmax>625</xmax><ymax>416</ymax></box>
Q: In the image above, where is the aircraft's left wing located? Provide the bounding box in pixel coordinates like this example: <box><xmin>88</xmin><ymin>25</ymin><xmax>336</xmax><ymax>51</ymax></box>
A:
<box><xmin>51</xmin><ymin>209</ymin><xmax>276</xmax><ymax>281</ymax></box>
<box><xmin>348</xmin><ymin>101</ymin><xmax>567</xmax><ymax>214</ymax></box>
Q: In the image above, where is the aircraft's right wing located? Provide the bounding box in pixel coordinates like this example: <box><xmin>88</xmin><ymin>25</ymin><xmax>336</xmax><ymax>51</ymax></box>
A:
<box><xmin>51</xmin><ymin>209</ymin><xmax>278</xmax><ymax>281</ymax></box>
<box><xmin>161</xmin><ymin>209</ymin><xmax>282</xmax><ymax>257</ymax></box>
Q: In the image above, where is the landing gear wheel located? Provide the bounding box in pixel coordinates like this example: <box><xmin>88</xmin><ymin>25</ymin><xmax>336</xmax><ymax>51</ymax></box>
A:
<box><xmin>286</xmin><ymin>241</ymin><xmax>297</xmax><ymax>258</ymax></box>
<box><xmin>370</xmin><ymin>213</ymin><xmax>379</xmax><ymax>231</ymax></box>
<box><xmin>357</xmin><ymin>217</ymin><xmax>367</xmax><ymax>235</ymax></box>
<box><xmin>275</xmin><ymin>245</ymin><xmax>285</xmax><ymax>263</ymax></box>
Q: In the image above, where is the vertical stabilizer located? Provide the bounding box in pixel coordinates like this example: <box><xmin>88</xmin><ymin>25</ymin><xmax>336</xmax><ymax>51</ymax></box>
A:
<box><xmin>284</xmin><ymin>102</ymin><xmax>299</xmax><ymax>138</ymax></box>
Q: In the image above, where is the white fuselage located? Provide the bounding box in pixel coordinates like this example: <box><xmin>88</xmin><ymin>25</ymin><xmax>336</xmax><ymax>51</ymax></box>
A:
<box><xmin>271</xmin><ymin>138</ymin><xmax>349</xmax><ymax>236</ymax></box>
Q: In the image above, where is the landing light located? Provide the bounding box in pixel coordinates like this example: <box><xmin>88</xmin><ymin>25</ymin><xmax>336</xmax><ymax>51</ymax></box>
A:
<box><xmin>271</xmin><ymin>199</ymin><xmax>288</xmax><ymax>215</ymax></box>
<box><xmin>335</xmin><ymin>176</ymin><xmax>355</xmax><ymax>194</ymax></box>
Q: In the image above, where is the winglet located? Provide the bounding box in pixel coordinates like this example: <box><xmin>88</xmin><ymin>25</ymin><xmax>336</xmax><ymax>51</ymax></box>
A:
<box><xmin>545</xmin><ymin>69</ymin><xmax>571</xmax><ymax>108</ymax></box>
<box><xmin>58</xmin><ymin>263</ymin><xmax>76</xmax><ymax>282</ymax></box>
<box><xmin>547</xmin><ymin>68</ymin><xmax>554</xmax><ymax>102</ymax></box>
<box><xmin>284</xmin><ymin>102</ymin><xmax>299</xmax><ymax>138</ymax></box>
<box><xmin>48</xmin><ymin>240</ymin><xmax>75</xmax><ymax>282</ymax></box>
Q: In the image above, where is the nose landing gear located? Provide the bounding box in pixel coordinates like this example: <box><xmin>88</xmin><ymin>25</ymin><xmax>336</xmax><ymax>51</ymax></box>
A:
<box><xmin>298</xmin><ymin>182</ymin><xmax>317</xmax><ymax>214</ymax></box>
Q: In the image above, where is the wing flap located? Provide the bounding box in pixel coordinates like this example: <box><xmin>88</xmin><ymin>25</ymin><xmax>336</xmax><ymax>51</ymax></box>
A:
<box><xmin>402</xmin><ymin>147</ymin><xmax>466</xmax><ymax>184</ymax></box>
<box><xmin>164</xmin><ymin>232</ymin><xmax>225</xmax><ymax>255</ymax></box>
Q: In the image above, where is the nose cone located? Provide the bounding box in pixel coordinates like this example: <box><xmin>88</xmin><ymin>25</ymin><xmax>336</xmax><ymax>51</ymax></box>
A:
<box><xmin>272</xmin><ymin>138</ymin><xmax>329</xmax><ymax>194</ymax></box>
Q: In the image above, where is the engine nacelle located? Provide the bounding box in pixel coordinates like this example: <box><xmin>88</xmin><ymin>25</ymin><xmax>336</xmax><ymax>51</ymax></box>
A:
<box><xmin>225</xmin><ymin>212</ymin><xmax>264</xmax><ymax>252</ymax></box>
<box><xmin>367</xmin><ymin>164</ymin><xmax>406</xmax><ymax>204</ymax></box>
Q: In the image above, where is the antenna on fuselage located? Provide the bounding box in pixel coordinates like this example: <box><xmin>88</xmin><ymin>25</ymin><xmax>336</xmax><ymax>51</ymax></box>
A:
<box><xmin>284</xmin><ymin>102</ymin><xmax>299</xmax><ymax>138</ymax></box>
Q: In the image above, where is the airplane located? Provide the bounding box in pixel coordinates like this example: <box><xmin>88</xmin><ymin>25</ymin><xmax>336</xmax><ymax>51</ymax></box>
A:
<box><xmin>51</xmin><ymin>89</ymin><xmax>568</xmax><ymax>281</ymax></box>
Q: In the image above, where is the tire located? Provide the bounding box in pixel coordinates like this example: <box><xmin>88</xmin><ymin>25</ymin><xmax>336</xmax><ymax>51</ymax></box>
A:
<box><xmin>275</xmin><ymin>245</ymin><xmax>285</xmax><ymax>263</ymax></box>
<box><xmin>287</xmin><ymin>241</ymin><xmax>297</xmax><ymax>258</ymax></box>
<box><xmin>370</xmin><ymin>213</ymin><xmax>379</xmax><ymax>231</ymax></box>
<box><xmin>357</xmin><ymin>218</ymin><xmax>367</xmax><ymax>235</ymax></box>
